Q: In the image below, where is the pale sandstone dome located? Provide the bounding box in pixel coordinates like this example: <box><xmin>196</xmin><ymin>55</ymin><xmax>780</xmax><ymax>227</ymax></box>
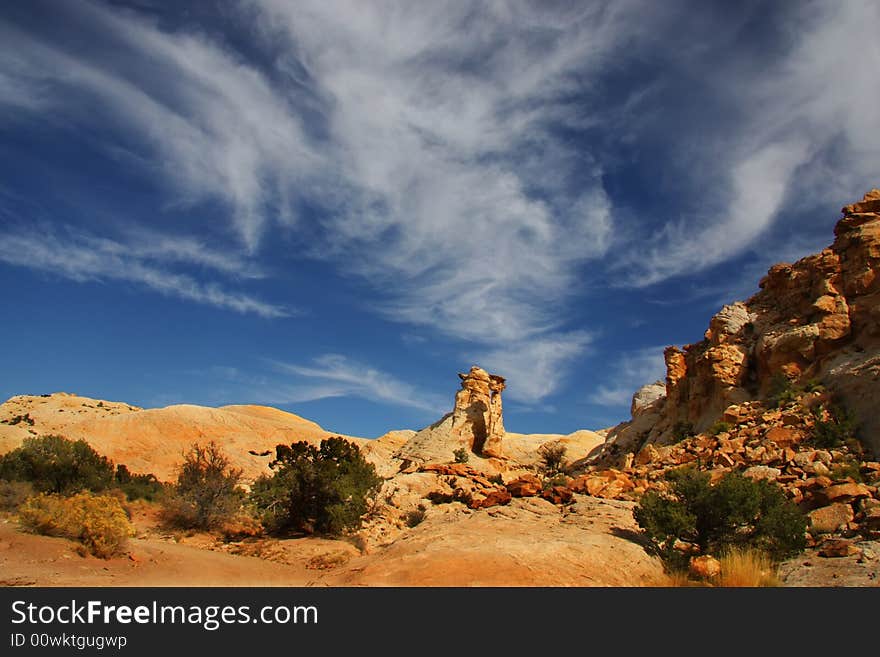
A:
<box><xmin>0</xmin><ymin>393</ymin><xmax>372</xmax><ymax>482</ymax></box>
<box><xmin>322</xmin><ymin>496</ymin><xmax>665</xmax><ymax>587</ymax></box>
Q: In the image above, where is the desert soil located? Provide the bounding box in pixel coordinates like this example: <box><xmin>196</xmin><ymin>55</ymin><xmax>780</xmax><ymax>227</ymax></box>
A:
<box><xmin>0</xmin><ymin>494</ymin><xmax>666</xmax><ymax>587</ymax></box>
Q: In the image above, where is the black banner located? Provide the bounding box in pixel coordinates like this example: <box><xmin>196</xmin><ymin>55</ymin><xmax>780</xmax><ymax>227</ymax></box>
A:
<box><xmin>0</xmin><ymin>586</ymin><xmax>872</xmax><ymax>654</ymax></box>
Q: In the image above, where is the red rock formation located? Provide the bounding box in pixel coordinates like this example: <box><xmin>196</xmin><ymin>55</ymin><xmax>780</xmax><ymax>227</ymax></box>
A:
<box><xmin>603</xmin><ymin>189</ymin><xmax>880</xmax><ymax>456</ymax></box>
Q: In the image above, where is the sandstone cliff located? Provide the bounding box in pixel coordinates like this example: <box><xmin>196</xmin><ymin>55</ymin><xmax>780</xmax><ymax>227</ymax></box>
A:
<box><xmin>557</xmin><ymin>191</ymin><xmax>880</xmax><ymax>564</ymax></box>
<box><xmin>599</xmin><ymin>189</ymin><xmax>880</xmax><ymax>459</ymax></box>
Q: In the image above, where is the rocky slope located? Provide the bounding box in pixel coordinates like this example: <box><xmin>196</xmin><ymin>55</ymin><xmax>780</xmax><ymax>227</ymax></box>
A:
<box><xmin>553</xmin><ymin>190</ymin><xmax>880</xmax><ymax>571</ymax></box>
<box><xmin>599</xmin><ymin>189</ymin><xmax>880</xmax><ymax>458</ymax></box>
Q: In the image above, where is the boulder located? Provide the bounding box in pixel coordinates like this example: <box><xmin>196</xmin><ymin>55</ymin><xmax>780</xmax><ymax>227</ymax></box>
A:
<box><xmin>689</xmin><ymin>555</ymin><xmax>721</xmax><ymax>579</ymax></box>
<box><xmin>764</xmin><ymin>426</ymin><xmax>801</xmax><ymax>447</ymax></box>
<box><xmin>861</xmin><ymin>507</ymin><xmax>880</xmax><ymax>530</ymax></box>
<box><xmin>506</xmin><ymin>475</ymin><xmax>542</xmax><ymax>498</ymax></box>
<box><xmin>808</xmin><ymin>503</ymin><xmax>855</xmax><ymax>534</ymax></box>
<box><xmin>743</xmin><ymin>465</ymin><xmax>781</xmax><ymax>482</ymax></box>
<box><xmin>818</xmin><ymin>538</ymin><xmax>862</xmax><ymax>558</ymax></box>
<box><xmin>540</xmin><ymin>486</ymin><xmax>573</xmax><ymax>505</ymax></box>
<box><xmin>467</xmin><ymin>488</ymin><xmax>512</xmax><ymax>509</ymax></box>
<box><xmin>816</xmin><ymin>483</ymin><xmax>873</xmax><ymax>505</ymax></box>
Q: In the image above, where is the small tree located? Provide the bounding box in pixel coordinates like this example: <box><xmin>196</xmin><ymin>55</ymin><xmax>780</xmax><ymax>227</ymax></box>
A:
<box><xmin>164</xmin><ymin>442</ymin><xmax>243</xmax><ymax>530</ymax></box>
<box><xmin>634</xmin><ymin>467</ymin><xmax>806</xmax><ymax>569</ymax></box>
<box><xmin>538</xmin><ymin>441</ymin><xmax>567</xmax><ymax>476</ymax></box>
<box><xmin>250</xmin><ymin>437</ymin><xmax>382</xmax><ymax>536</ymax></box>
<box><xmin>0</xmin><ymin>435</ymin><xmax>114</xmax><ymax>494</ymax></box>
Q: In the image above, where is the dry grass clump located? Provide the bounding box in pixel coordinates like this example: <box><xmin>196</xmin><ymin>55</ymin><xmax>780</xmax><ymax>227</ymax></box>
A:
<box><xmin>0</xmin><ymin>480</ymin><xmax>34</xmax><ymax>512</ymax></box>
<box><xmin>662</xmin><ymin>548</ymin><xmax>780</xmax><ymax>587</ymax></box>
<box><xmin>18</xmin><ymin>492</ymin><xmax>134</xmax><ymax>558</ymax></box>
<box><xmin>716</xmin><ymin>548</ymin><xmax>779</xmax><ymax>587</ymax></box>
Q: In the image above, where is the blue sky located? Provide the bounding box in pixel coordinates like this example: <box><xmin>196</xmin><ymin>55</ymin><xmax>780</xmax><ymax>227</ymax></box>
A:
<box><xmin>1</xmin><ymin>0</ymin><xmax>878</xmax><ymax>438</ymax></box>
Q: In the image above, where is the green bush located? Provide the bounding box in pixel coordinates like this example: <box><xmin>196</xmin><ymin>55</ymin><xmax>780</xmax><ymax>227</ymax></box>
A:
<box><xmin>811</xmin><ymin>404</ymin><xmax>859</xmax><ymax>450</ymax></box>
<box><xmin>767</xmin><ymin>373</ymin><xmax>799</xmax><ymax>408</ymax></box>
<box><xmin>670</xmin><ymin>421</ymin><xmax>695</xmax><ymax>442</ymax></box>
<box><xmin>538</xmin><ymin>441</ymin><xmax>568</xmax><ymax>476</ymax></box>
<box><xmin>404</xmin><ymin>504</ymin><xmax>427</xmax><ymax>528</ymax></box>
<box><xmin>708</xmin><ymin>421</ymin><xmax>732</xmax><ymax>436</ymax></box>
<box><xmin>1</xmin><ymin>413</ymin><xmax>34</xmax><ymax>426</ymax></box>
<box><xmin>542</xmin><ymin>473</ymin><xmax>569</xmax><ymax>490</ymax></box>
<box><xmin>452</xmin><ymin>447</ymin><xmax>469</xmax><ymax>464</ymax></box>
<box><xmin>634</xmin><ymin>467</ymin><xmax>806</xmax><ymax>568</ymax></box>
<box><xmin>114</xmin><ymin>464</ymin><xmax>166</xmax><ymax>502</ymax></box>
<box><xmin>830</xmin><ymin>461</ymin><xmax>863</xmax><ymax>483</ymax></box>
<box><xmin>19</xmin><ymin>492</ymin><xmax>133</xmax><ymax>558</ymax></box>
<box><xmin>803</xmin><ymin>379</ymin><xmax>825</xmax><ymax>393</ymax></box>
<box><xmin>163</xmin><ymin>442</ymin><xmax>244</xmax><ymax>531</ymax></box>
<box><xmin>0</xmin><ymin>435</ymin><xmax>114</xmax><ymax>494</ymax></box>
<box><xmin>250</xmin><ymin>437</ymin><xmax>382</xmax><ymax>536</ymax></box>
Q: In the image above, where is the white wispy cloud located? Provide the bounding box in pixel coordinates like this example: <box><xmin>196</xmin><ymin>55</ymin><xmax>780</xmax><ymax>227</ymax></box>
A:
<box><xmin>0</xmin><ymin>2</ymin><xmax>635</xmax><ymax>392</ymax></box>
<box><xmin>619</xmin><ymin>0</ymin><xmax>880</xmax><ymax>286</ymax></box>
<box><xmin>270</xmin><ymin>354</ymin><xmax>446</xmax><ymax>413</ymax></box>
<box><xmin>4</xmin><ymin>1</ymin><xmax>874</xmax><ymax>405</ymax></box>
<box><xmin>0</xmin><ymin>226</ymin><xmax>289</xmax><ymax>318</ymax></box>
<box><xmin>0</xmin><ymin>8</ymin><xmax>320</xmax><ymax>252</ymax></box>
<box><xmin>252</xmin><ymin>1</ymin><xmax>640</xmax><ymax>399</ymax></box>
<box><xmin>589</xmin><ymin>346</ymin><xmax>666</xmax><ymax>407</ymax></box>
<box><xmin>477</xmin><ymin>331</ymin><xmax>593</xmax><ymax>402</ymax></box>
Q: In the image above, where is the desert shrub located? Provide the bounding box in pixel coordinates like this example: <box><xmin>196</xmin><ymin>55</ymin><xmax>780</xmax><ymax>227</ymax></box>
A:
<box><xmin>542</xmin><ymin>473</ymin><xmax>569</xmax><ymax>490</ymax></box>
<box><xmin>803</xmin><ymin>379</ymin><xmax>825</xmax><ymax>393</ymax></box>
<box><xmin>767</xmin><ymin>373</ymin><xmax>799</xmax><ymax>408</ymax></box>
<box><xmin>811</xmin><ymin>404</ymin><xmax>860</xmax><ymax>450</ymax></box>
<box><xmin>114</xmin><ymin>464</ymin><xmax>166</xmax><ymax>502</ymax></box>
<box><xmin>0</xmin><ymin>480</ymin><xmax>34</xmax><ymax>512</ymax></box>
<box><xmin>829</xmin><ymin>461</ymin><xmax>863</xmax><ymax>483</ymax></box>
<box><xmin>634</xmin><ymin>467</ymin><xmax>806</xmax><ymax>568</ymax></box>
<box><xmin>404</xmin><ymin>504</ymin><xmax>427</xmax><ymax>528</ymax></box>
<box><xmin>250</xmin><ymin>437</ymin><xmax>382</xmax><ymax>536</ymax></box>
<box><xmin>717</xmin><ymin>548</ymin><xmax>779</xmax><ymax>587</ymax></box>
<box><xmin>708</xmin><ymin>421</ymin><xmax>732</xmax><ymax>436</ymax></box>
<box><xmin>163</xmin><ymin>442</ymin><xmax>244</xmax><ymax>531</ymax></box>
<box><xmin>671</xmin><ymin>421</ymin><xmax>695</xmax><ymax>442</ymax></box>
<box><xmin>0</xmin><ymin>435</ymin><xmax>114</xmax><ymax>494</ymax></box>
<box><xmin>538</xmin><ymin>441</ymin><xmax>568</xmax><ymax>476</ymax></box>
<box><xmin>19</xmin><ymin>492</ymin><xmax>133</xmax><ymax>558</ymax></box>
<box><xmin>452</xmin><ymin>447</ymin><xmax>469</xmax><ymax>464</ymax></box>
<box><xmin>1</xmin><ymin>413</ymin><xmax>34</xmax><ymax>426</ymax></box>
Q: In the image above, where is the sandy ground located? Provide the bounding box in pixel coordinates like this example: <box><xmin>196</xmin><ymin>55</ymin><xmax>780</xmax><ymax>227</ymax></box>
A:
<box><xmin>0</xmin><ymin>494</ymin><xmax>667</xmax><ymax>588</ymax></box>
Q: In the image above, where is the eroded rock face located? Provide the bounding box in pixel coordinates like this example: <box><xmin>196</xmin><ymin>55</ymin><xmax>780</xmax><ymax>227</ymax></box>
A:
<box><xmin>451</xmin><ymin>365</ymin><xmax>506</xmax><ymax>458</ymax></box>
<box><xmin>603</xmin><ymin>190</ymin><xmax>880</xmax><ymax>456</ymax></box>
<box><xmin>394</xmin><ymin>365</ymin><xmax>508</xmax><ymax>466</ymax></box>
